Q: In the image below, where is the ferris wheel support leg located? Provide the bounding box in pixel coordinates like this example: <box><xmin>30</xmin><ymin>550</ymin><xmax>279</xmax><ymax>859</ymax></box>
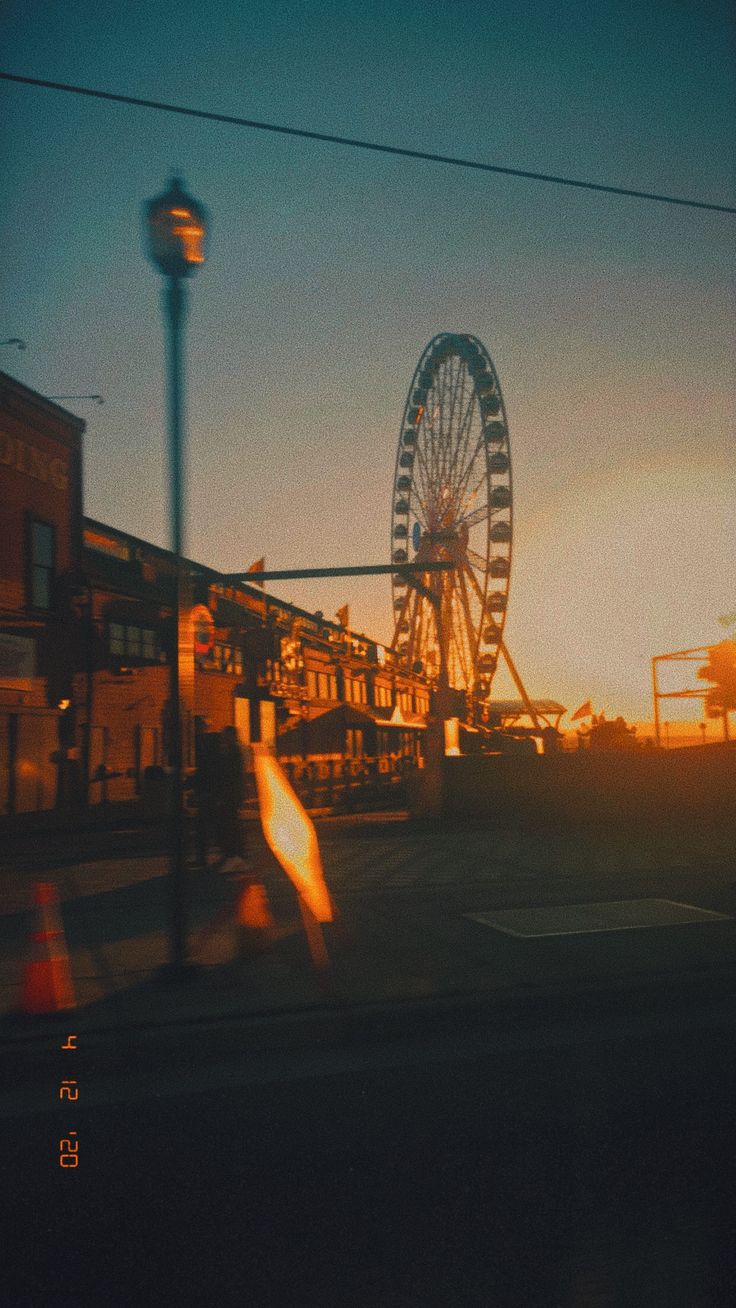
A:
<box><xmin>498</xmin><ymin>642</ymin><xmax>542</xmax><ymax>732</ymax></box>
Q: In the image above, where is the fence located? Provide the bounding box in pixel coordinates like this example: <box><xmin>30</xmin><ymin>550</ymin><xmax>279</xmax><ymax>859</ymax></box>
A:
<box><xmin>244</xmin><ymin>753</ymin><xmax>415</xmax><ymax>812</ymax></box>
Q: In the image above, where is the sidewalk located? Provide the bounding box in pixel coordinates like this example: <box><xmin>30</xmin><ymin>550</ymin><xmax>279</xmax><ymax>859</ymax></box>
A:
<box><xmin>3</xmin><ymin>816</ymin><xmax>736</xmax><ymax>1066</ymax></box>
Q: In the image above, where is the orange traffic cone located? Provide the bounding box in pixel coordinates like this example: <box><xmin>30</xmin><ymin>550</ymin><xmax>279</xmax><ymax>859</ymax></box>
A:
<box><xmin>20</xmin><ymin>882</ymin><xmax>75</xmax><ymax>1014</ymax></box>
<box><xmin>236</xmin><ymin>881</ymin><xmax>276</xmax><ymax>959</ymax></box>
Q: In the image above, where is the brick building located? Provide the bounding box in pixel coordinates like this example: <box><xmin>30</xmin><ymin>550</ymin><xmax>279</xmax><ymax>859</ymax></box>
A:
<box><xmin>0</xmin><ymin>371</ymin><xmax>430</xmax><ymax>819</ymax></box>
<box><xmin>80</xmin><ymin>519</ymin><xmax>428</xmax><ymax>807</ymax></box>
<box><xmin>0</xmin><ymin>371</ymin><xmax>85</xmax><ymax>814</ymax></box>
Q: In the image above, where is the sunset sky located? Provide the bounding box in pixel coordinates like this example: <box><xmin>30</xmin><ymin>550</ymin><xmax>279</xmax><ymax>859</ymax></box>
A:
<box><xmin>2</xmin><ymin>0</ymin><xmax>734</xmax><ymax>722</ymax></box>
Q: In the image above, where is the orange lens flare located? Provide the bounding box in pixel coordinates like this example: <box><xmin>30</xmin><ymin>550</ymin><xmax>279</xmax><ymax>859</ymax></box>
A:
<box><xmin>444</xmin><ymin>717</ymin><xmax>461</xmax><ymax>755</ymax></box>
<box><xmin>173</xmin><ymin>222</ymin><xmax>205</xmax><ymax>263</ymax></box>
<box><xmin>252</xmin><ymin>743</ymin><xmax>333</xmax><ymax>922</ymax></box>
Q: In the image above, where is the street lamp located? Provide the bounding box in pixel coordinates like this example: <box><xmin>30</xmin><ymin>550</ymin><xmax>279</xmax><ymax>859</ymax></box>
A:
<box><xmin>144</xmin><ymin>175</ymin><xmax>208</xmax><ymax>976</ymax></box>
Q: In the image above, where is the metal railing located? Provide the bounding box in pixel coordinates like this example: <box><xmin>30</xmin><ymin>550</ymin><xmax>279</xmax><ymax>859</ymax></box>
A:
<box><xmin>244</xmin><ymin>753</ymin><xmax>416</xmax><ymax>811</ymax></box>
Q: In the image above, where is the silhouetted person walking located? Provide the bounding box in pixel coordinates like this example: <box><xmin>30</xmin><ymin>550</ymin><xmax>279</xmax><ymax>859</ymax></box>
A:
<box><xmin>193</xmin><ymin>718</ymin><xmax>220</xmax><ymax>867</ymax></box>
<box><xmin>216</xmin><ymin>725</ymin><xmax>246</xmax><ymax>871</ymax></box>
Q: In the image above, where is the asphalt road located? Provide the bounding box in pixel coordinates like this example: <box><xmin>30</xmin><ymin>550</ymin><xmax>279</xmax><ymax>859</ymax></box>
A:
<box><xmin>5</xmin><ymin>812</ymin><xmax>736</xmax><ymax>1304</ymax></box>
<box><xmin>3</xmin><ymin>812</ymin><xmax>735</xmax><ymax>1027</ymax></box>
<box><xmin>7</xmin><ymin>1003</ymin><xmax>736</xmax><ymax>1307</ymax></box>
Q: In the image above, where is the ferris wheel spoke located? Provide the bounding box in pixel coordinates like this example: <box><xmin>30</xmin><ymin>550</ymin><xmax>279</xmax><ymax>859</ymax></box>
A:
<box><xmin>412</xmin><ymin>481</ymin><xmax>435</xmax><ymax>543</ymax></box>
<box><xmin>456</xmin><ymin>434</ymin><xmax>485</xmax><ymax>497</ymax></box>
<box><xmin>463</xmin><ymin>559</ymin><xmax>488</xmax><ymax>606</ymax></box>
<box><xmin>407</xmin><ymin>590</ymin><xmax>420</xmax><ymax>656</ymax></box>
<box><xmin>456</xmin><ymin>466</ymin><xmax>488</xmax><ymax>523</ymax></box>
<box><xmin>412</xmin><ymin>440</ymin><xmax>432</xmax><ymax>504</ymax></box>
<box><xmin>418</xmin><ymin>402</ymin><xmax>440</xmax><ymax>496</ymax></box>
<box><xmin>451</xmin><ymin>357</ymin><xmax>475</xmax><ymax>439</ymax></box>
<box><xmin>449</xmin><ymin>579</ymin><xmax>475</xmax><ymax>686</ymax></box>
<box><xmin>454</xmin><ymin>435</ymin><xmax>487</xmax><ymax>511</ymax></box>
<box><xmin>432</xmin><ymin>364</ymin><xmax>448</xmax><ymax>491</ymax></box>
<box><xmin>466</xmin><ymin>465</ymin><xmax>488</xmax><ymax>506</ymax></box>
<box><xmin>395</xmin><ymin>584</ymin><xmax>417</xmax><ymax>655</ymax></box>
<box><xmin>448</xmin><ymin>379</ymin><xmax>476</xmax><ymax>502</ymax></box>
<box><xmin>444</xmin><ymin>572</ymin><xmax>467</xmax><ymax>677</ymax></box>
<box><xmin>455</xmin><ymin>502</ymin><xmax>488</xmax><ymax>530</ymax></box>
<box><xmin>427</xmin><ymin>379</ymin><xmax>444</xmax><ymax>457</ymax></box>
<box><xmin>457</xmin><ymin>566</ymin><xmax>482</xmax><ymax>669</ymax></box>
<box><xmin>464</xmin><ymin>553</ymin><xmax>489</xmax><ymax>583</ymax></box>
<box><xmin>412</xmin><ymin>501</ymin><xmax>431</xmax><ymax>536</ymax></box>
<box><xmin>431</xmin><ymin>400</ymin><xmax>446</xmax><ymax>485</ymax></box>
<box><xmin>446</xmin><ymin>362</ymin><xmax>472</xmax><ymax>493</ymax></box>
<box><xmin>391</xmin><ymin>584</ymin><xmax>412</xmax><ymax>648</ymax></box>
<box><xmin>408</xmin><ymin>468</ymin><xmax>432</xmax><ymax>528</ymax></box>
<box><xmin>413</xmin><ymin>437</ymin><xmax>436</xmax><ymax>509</ymax></box>
<box><xmin>419</xmin><ymin>593</ymin><xmax>436</xmax><ymax>666</ymax></box>
<box><xmin>444</xmin><ymin>384</ymin><xmax>478</xmax><ymax>501</ymax></box>
<box><xmin>445</xmin><ymin>356</ymin><xmax>466</xmax><ymax>464</ymax></box>
<box><xmin>438</xmin><ymin>360</ymin><xmax>459</xmax><ymax>491</ymax></box>
<box><xmin>412</xmin><ymin>592</ymin><xmax>435</xmax><ymax>674</ymax></box>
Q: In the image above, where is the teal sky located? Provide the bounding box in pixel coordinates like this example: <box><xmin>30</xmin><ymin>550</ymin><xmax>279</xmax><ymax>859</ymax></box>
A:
<box><xmin>2</xmin><ymin>0</ymin><xmax>734</xmax><ymax>720</ymax></box>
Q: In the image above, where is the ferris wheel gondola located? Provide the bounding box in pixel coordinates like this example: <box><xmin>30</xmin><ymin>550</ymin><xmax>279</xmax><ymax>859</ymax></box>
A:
<box><xmin>390</xmin><ymin>332</ymin><xmax>513</xmax><ymax>705</ymax></box>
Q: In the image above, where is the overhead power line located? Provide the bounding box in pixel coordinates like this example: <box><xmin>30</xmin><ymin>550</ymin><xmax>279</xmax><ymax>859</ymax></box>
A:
<box><xmin>2</xmin><ymin>70</ymin><xmax>734</xmax><ymax>215</ymax></box>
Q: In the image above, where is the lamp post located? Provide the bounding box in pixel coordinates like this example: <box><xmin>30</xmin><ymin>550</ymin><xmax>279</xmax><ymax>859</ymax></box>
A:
<box><xmin>144</xmin><ymin>175</ymin><xmax>207</xmax><ymax>976</ymax></box>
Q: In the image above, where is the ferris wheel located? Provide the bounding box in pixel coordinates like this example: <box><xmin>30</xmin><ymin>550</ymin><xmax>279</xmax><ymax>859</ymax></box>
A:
<box><xmin>390</xmin><ymin>332</ymin><xmax>513</xmax><ymax>703</ymax></box>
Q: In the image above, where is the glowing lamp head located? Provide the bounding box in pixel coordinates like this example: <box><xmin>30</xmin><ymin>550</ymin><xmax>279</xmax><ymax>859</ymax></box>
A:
<box><xmin>144</xmin><ymin>176</ymin><xmax>207</xmax><ymax>277</ymax></box>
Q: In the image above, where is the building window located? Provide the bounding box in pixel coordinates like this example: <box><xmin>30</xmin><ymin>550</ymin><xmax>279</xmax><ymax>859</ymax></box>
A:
<box><xmin>109</xmin><ymin>623</ymin><xmax>160</xmax><ymax>663</ymax></box>
<box><xmin>346</xmin><ymin>728</ymin><xmax>364</xmax><ymax>758</ymax></box>
<box><xmin>212</xmin><ymin>643</ymin><xmax>243</xmax><ymax>675</ymax></box>
<box><xmin>126</xmin><ymin>625</ymin><xmax>141</xmax><ymax>658</ymax></box>
<box><xmin>345</xmin><ymin>676</ymin><xmax>367</xmax><ymax>704</ymax></box>
<box><xmin>110</xmin><ymin>623</ymin><xmax>125</xmax><ymax>656</ymax></box>
<box><xmin>29</xmin><ymin>519</ymin><xmax>55</xmax><ymax>609</ymax></box>
<box><xmin>220</xmin><ymin>645</ymin><xmax>244</xmax><ymax>675</ymax></box>
<box><xmin>306</xmin><ymin>668</ymin><xmax>335</xmax><ymax>700</ymax></box>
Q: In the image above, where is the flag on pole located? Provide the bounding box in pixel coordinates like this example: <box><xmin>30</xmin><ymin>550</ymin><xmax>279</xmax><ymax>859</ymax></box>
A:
<box><xmin>336</xmin><ymin>604</ymin><xmax>350</xmax><ymax>629</ymax></box>
<box><xmin>251</xmin><ymin>743</ymin><xmax>333</xmax><ymax>922</ymax></box>
<box><xmin>246</xmin><ymin>558</ymin><xmax>265</xmax><ymax>588</ymax></box>
<box><xmin>570</xmin><ymin>700</ymin><xmax>593</xmax><ymax>722</ymax></box>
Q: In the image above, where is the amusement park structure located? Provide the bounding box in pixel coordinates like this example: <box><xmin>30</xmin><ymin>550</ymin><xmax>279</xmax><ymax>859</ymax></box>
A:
<box><xmin>0</xmin><ymin>355</ymin><xmax>561</xmax><ymax>826</ymax></box>
<box><xmin>390</xmin><ymin>332</ymin><xmax>540</xmax><ymax>727</ymax></box>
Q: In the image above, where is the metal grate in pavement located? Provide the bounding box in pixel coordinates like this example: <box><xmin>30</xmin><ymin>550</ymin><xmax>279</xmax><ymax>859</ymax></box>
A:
<box><xmin>465</xmin><ymin>898</ymin><xmax>732</xmax><ymax>939</ymax></box>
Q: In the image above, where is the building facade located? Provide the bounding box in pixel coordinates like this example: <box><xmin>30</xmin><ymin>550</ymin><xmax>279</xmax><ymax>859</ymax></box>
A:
<box><xmin>0</xmin><ymin>371</ymin><xmax>431</xmax><ymax>818</ymax></box>
<box><xmin>0</xmin><ymin>372</ymin><xmax>85</xmax><ymax>814</ymax></box>
<box><xmin>80</xmin><ymin>519</ymin><xmax>429</xmax><ymax>808</ymax></box>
